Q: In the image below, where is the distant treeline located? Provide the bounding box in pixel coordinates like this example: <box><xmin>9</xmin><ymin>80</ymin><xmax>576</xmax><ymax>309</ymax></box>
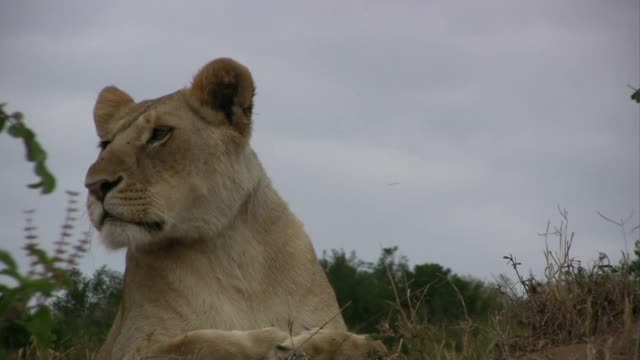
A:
<box><xmin>321</xmin><ymin>247</ymin><xmax>503</xmax><ymax>334</ymax></box>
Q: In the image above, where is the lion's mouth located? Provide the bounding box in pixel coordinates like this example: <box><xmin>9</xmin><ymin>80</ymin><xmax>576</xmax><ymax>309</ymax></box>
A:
<box><xmin>102</xmin><ymin>212</ymin><xmax>164</xmax><ymax>232</ymax></box>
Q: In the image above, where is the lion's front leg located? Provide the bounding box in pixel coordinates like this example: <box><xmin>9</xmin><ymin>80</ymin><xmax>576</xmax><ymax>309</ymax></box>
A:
<box><xmin>142</xmin><ymin>327</ymin><xmax>289</xmax><ymax>360</ymax></box>
<box><xmin>142</xmin><ymin>328</ymin><xmax>388</xmax><ymax>360</ymax></box>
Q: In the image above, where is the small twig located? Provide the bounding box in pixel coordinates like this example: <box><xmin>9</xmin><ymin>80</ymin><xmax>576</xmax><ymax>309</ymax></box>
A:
<box><xmin>293</xmin><ymin>301</ymin><xmax>352</xmax><ymax>352</ymax></box>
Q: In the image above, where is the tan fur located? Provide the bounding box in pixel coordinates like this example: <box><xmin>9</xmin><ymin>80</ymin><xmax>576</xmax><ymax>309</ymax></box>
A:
<box><xmin>86</xmin><ymin>58</ymin><xmax>384</xmax><ymax>359</ymax></box>
<box><xmin>93</xmin><ymin>86</ymin><xmax>135</xmax><ymax>139</ymax></box>
<box><xmin>145</xmin><ymin>328</ymin><xmax>387</xmax><ymax>360</ymax></box>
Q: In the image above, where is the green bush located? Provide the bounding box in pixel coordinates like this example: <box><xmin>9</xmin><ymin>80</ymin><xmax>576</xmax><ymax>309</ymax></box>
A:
<box><xmin>321</xmin><ymin>247</ymin><xmax>503</xmax><ymax>337</ymax></box>
<box><xmin>50</xmin><ymin>267</ymin><xmax>122</xmax><ymax>355</ymax></box>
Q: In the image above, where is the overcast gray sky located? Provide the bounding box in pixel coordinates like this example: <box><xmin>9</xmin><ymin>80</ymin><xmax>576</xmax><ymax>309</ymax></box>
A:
<box><xmin>1</xmin><ymin>0</ymin><xmax>638</xmax><ymax>280</ymax></box>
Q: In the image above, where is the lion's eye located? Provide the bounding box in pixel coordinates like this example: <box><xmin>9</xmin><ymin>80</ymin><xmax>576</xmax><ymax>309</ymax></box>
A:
<box><xmin>148</xmin><ymin>127</ymin><xmax>173</xmax><ymax>144</ymax></box>
<box><xmin>98</xmin><ymin>140</ymin><xmax>111</xmax><ymax>151</ymax></box>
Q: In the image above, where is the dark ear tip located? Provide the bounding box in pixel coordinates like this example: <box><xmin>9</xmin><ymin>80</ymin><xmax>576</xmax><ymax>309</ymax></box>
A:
<box><xmin>191</xmin><ymin>58</ymin><xmax>254</xmax><ymax>102</ymax></box>
<box><xmin>190</xmin><ymin>58</ymin><xmax>255</xmax><ymax>137</ymax></box>
<box><xmin>206</xmin><ymin>57</ymin><xmax>244</xmax><ymax>70</ymax></box>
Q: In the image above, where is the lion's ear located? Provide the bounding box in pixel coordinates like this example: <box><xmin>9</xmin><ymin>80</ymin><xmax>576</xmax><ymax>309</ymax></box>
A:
<box><xmin>94</xmin><ymin>86</ymin><xmax>134</xmax><ymax>138</ymax></box>
<box><xmin>190</xmin><ymin>58</ymin><xmax>255</xmax><ymax>138</ymax></box>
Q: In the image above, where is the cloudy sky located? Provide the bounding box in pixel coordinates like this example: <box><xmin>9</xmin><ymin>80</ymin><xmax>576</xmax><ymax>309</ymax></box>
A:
<box><xmin>1</xmin><ymin>0</ymin><xmax>638</xmax><ymax>280</ymax></box>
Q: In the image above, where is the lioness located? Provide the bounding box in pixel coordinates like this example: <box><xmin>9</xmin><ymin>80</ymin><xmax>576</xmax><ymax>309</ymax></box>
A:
<box><xmin>85</xmin><ymin>58</ymin><xmax>385</xmax><ymax>359</ymax></box>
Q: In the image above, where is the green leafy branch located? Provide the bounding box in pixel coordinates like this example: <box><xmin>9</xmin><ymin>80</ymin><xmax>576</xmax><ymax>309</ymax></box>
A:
<box><xmin>629</xmin><ymin>85</ymin><xmax>640</xmax><ymax>104</ymax></box>
<box><xmin>0</xmin><ymin>192</ymin><xmax>89</xmax><ymax>355</ymax></box>
<box><xmin>0</xmin><ymin>103</ymin><xmax>56</xmax><ymax>194</ymax></box>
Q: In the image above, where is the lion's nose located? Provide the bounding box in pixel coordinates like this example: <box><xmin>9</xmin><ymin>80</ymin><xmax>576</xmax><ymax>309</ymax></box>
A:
<box><xmin>85</xmin><ymin>177</ymin><xmax>123</xmax><ymax>203</ymax></box>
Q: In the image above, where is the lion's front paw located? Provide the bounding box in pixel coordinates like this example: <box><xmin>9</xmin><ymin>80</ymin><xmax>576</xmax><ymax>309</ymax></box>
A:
<box><xmin>270</xmin><ymin>329</ymin><xmax>388</xmax><ymax>360</ymax></box>
<box><xmin>143</xmin><ymin>327</ymin><xmax>288</xmax><ymax>359</ymax></box>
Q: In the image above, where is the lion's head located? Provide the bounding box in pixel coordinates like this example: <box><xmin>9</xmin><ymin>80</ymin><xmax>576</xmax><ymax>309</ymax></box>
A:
<box><xmin>85</xmin><ymin>58</ymin><xmax>261</xmax><ymax>250</ymax></box>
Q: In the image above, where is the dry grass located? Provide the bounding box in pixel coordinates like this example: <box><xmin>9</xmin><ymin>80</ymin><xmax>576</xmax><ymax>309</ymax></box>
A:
<box><xmin>378</xmin><ymin>207</ymin><xmax>639</xmax><ymax>359</ymax></box>
<box><xmin>492</xmin><ymin>208</ymin><xmax>639</xmax><ymax>358</ymax></box>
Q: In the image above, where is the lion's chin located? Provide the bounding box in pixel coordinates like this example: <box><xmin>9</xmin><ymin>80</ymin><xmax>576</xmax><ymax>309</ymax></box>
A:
<box><xmin>100</xmin><ymin>219</ymin><xmax>156</xmax><ymax>250</ymax></box>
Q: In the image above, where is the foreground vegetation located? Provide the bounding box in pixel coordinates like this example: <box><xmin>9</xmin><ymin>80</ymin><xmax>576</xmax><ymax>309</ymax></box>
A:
<box><xmin>1</xmin><ymin>206</ymin><xmax>638</xmax><ymax>359</ymax></box>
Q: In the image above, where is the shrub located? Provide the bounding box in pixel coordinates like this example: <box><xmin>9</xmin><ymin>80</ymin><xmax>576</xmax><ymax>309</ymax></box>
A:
<box><xmin>0</xmin><ymin>192</ymin><xmax>89</xmax><ymax>358</ymax></box>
